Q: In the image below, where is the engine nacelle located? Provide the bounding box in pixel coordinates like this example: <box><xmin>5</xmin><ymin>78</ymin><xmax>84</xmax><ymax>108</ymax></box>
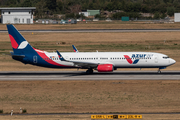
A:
<box><xmin>97</xmin><ymin>64</ymin><xmax>113</xmax><ymax>72</ymax></box>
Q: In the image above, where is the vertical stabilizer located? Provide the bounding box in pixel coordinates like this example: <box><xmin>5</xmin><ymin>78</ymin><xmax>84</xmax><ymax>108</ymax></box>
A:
<box><xmin>7</xmin><ymin>24</ymin><xmax>35</xmax><ymax>54</ymax></box>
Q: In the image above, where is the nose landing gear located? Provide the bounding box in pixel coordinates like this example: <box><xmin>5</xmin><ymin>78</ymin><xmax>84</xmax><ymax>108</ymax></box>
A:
<box><xmin>158</xmin><ymin>68</ymin><xmax>161</xmax><ymax>73</ymax></box>
<box><xmin>158</xmin><ymin>67</ymin><xmax>166</xmax><ymax>73</ymax></box>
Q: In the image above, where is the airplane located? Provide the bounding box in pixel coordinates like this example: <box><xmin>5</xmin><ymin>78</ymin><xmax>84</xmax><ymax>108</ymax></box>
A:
<box><xmin>7</xmin><ymin>24</ymin><xmax>176</xmax><ymax>74</ymax></box>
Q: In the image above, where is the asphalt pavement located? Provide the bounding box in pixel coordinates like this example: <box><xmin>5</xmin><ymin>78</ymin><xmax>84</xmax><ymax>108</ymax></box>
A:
<box><xmin>0</xmin><ymin>71</ymin><xmax>180</xmax><ymax>80</ymax></box>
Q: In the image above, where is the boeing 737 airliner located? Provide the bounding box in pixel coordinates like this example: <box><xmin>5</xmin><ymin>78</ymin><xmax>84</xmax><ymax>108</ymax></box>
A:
<box><xmin>7</xmin><ymin>24</ymin><xmax>176</xmax><ymax>73</ymax></box>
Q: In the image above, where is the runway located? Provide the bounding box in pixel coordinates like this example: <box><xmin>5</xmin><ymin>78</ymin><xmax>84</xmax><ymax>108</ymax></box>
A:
<box><xmin>1</xmin><ymin>29</ymin><xmax>180</xmax><ymax>33</ymax></box>
<box><xmin>0</xmin><ymin>71</ymin><xmax>180</xmax><ymax>80</ymax></box>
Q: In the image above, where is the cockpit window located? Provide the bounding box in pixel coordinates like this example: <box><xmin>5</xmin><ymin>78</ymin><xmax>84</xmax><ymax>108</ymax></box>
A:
<box><xmin>163</xmin><ymin>56</ymin><xmax>169</xmax><ymax>59</ymax></box>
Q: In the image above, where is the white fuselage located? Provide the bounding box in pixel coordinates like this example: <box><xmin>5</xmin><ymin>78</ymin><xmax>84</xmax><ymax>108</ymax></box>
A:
<box><xmin>42</xmin><ymin>51</ymin><xmax>176</xmax><ymax>69</ymax></box>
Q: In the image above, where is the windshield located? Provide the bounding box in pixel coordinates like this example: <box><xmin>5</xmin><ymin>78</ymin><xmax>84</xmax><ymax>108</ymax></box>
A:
<box><xmin>163</xmin><ymin>56</ymin><xmax>169</xmax><ymax>59</ymax></box>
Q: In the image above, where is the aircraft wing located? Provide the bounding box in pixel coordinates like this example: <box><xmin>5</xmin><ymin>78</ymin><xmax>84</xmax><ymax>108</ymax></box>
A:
<box><xmin>71</xmin><ymin>61</ymin><xmax>98</xmax><ymax>68</ymax></box>
<box><xmin>56</xmin><ymin>50</ymin><xmax>98</xmax><ymax>68</ymax></box>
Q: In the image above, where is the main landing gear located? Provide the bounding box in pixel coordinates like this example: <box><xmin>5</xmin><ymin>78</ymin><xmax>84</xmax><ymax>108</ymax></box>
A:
<box><xmin>158</xmin><ymin>68</ymin><xmax>161</xmax><ymax>73</ymax></box>
<box><xmin>86</xmin><ymin>68</ymin><xmax>93</xmax><ymax>74</ymax></box>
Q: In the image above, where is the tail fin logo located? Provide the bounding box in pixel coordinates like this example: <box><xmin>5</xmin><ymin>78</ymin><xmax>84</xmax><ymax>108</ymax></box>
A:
<box><xmin>18</xmin><ymin>41</ymin><xmax>28</xmax><ymax>49</ymax></box>
<box><xmin>124</xmin><ymin>55</ymin><xmax>139</xmax><ymax>64</ymax></box>
<box><xmin>9</xmin><ymin>34</ymin><xmax>18</xmax><ymax>49</ymax></box>
<box><xmin>9</xmin><ymin>34</ymin><xmax>28</xmax><ymax>49</ymax></box>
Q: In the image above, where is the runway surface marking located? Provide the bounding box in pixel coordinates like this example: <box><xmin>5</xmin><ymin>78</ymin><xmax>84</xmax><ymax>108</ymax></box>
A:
<box><xmin>0</xmin><ymin>71</ymin><xmax>180</xmax><ymax>80</ymax></box>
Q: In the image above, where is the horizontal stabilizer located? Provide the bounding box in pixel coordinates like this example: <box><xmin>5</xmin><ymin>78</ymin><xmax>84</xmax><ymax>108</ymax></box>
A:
<box><xmin>10</xmin><ymin>52</ymin><xmax>25</xmax><ymax>58</ymax></box>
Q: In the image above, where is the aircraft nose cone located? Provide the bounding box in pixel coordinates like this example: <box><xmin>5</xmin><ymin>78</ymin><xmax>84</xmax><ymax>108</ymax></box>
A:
<box><xmin>171</xmin><ymin>59</ymin><xmax>176</xmax><ymax>64</ymax></box>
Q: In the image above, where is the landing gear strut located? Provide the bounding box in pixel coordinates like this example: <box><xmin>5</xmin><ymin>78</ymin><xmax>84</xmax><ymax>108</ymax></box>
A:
<box><xmin>86</xmin><ymin>68</ymin><xmax>93</xmax><ymax>74</ymax></box>
<box><xmin>158</xmin><ymin>68</ymin><xmax>161</xmax><ymax>73</ymax></box>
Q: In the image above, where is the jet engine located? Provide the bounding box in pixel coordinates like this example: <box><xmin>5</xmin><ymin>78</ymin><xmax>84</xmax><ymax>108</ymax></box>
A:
<box><xmin>97</xmin><ymin>64</ymin><xmax>113</xmax><ymax>72</ymax></box>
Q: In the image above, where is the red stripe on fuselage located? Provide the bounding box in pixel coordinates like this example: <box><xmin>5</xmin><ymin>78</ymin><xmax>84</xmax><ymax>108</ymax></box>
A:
<box><xmin>124</xmin><ymin>55</ymin><xmax>133</xmax><ymax>64</ymax></box>
<box><xmin>9</xmin><ymin>34</ymin><xmax>18</xmax><ymax>49</ymax></box>
<box><xmin>34</xmin><ymin>48</ymin><xmax>68</xmax><ymax>67</ymax></box>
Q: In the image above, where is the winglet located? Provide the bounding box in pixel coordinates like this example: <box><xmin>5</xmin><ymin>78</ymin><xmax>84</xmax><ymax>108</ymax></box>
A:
<box><xmin>72</xmin><ymin>45</ymin><xmax>79</xmax><ymax>53</ymax></box>
<box><xmin>56</xmin><ymin>50</ymin><xmax>66</xmax><ymax>61</ymax></box>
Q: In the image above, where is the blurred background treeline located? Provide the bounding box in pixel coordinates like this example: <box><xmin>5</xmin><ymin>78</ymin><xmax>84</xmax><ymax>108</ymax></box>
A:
<box><xmin>0</xmin><ymin>0</ymin><xmax>179</xmax><ymax>19</ymax></box>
